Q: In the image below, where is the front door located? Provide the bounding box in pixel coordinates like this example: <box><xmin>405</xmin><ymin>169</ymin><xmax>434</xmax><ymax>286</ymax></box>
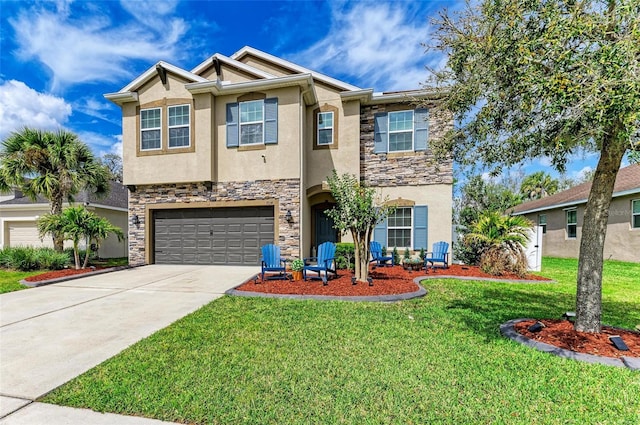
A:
<box><xmin>314</xmin><ymin>208</ymin><xmax>338</xmax><ymax>250</ymax></box>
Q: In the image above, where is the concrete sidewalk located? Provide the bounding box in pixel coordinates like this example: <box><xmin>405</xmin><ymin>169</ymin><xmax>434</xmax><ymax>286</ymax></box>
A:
<box><xmin>0</xmin><ymin>265</ymin><xmax>258</xmax><ymax>424</ymax></box>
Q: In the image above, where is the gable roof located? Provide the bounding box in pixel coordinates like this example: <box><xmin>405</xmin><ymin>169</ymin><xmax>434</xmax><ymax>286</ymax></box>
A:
<box><xmin>190</xmin><ymin>53</ymin><xmax>277</xmax><ymax>80</ymax></box>
<box><xmin>0</xmin><ymin>181</ymin><xmax>128</xmax><ymax>211</ymax></box>
<box><xmin>231</xmin><ymin>46</ymin><xmax>362</xmax><ymax>92</ymax></box>
<box><xmin>512</xmin><ymin>164</ymin><xmax>640</xmax><ymax>215</ymax></box>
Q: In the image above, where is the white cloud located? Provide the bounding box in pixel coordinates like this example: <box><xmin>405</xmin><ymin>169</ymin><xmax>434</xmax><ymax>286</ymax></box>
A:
<box><xmin>574</xmin><ymin>166</ymin><xmax>593</xmax><ymax>181</ymax></box>
<box><xmin>291</xmin><ymin>2</ymin><xmax>443</xmax><ymax>90</ymax></box>
<box><xmin>9</xmin><ymin>3</ymin><xmax>188</xmax><ymax>90</ymax></box>
<box><xmin>76</xmin><ymin>131</ymin><xmax>122</xmax><ymax>157</ymax></box>
<box><xmin>73</xmin><ymin>96</ymin><xmax>120</xmax><ymax>126</ymax></box>
<box><xmin>0</xmin><ymin>80</ymin><xmax>72</xmax><ymax>139</ymax></box>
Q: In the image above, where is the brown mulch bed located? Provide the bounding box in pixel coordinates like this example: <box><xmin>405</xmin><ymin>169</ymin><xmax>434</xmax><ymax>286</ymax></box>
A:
<box><xmin>515</xmin><ymin>319</ymin><xmax>640</xmax><ymax>358</ymax></box>
<box><xmin>24</xmin><ymin>267</ymin><xmax>106</xmax><ymax>282</ymax></box>
<box><xmin>235</xmin><ymin>264</ymin><xmax>551</xmax><ymax>297</ymax></box>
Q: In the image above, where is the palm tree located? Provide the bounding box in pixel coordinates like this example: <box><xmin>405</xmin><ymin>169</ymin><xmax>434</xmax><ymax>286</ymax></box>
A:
<box><xmin>81</xmin><ymin>213</ymin><xmax>124</xmax><ymax>268</ymax></box>
<box><xmin>519</xmin><ymin>171</ymin><xmax>559</xmax><ymax>200</ymax></box>
<box><xmin>465</xmin><ymin>211</ymin><xmax>533</xmax><ymax>277</ymax></box>
<box><xmin>37</xmin><ymin>206</ymin><xmax>123</xmax><ymax>269</ymax></box>
<box><xmin>0</xmin><ymin>128</ymin><xmax>110</xmax><ymax>250</ymax></box>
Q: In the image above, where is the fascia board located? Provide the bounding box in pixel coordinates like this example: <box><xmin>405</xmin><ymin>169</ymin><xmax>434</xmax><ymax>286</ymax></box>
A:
<box><xmin>231</xmin><ymin>46</ymin><xmax>361</xmax><ymax>92</ymax></box>
<box><xmin>191</xmin><ymin>53</ymin><xmax>277</xmax><ymax>79</ymax></box>
<box><xmin>512</xmin><ymin>188</ymin><xmax>640</xmax><ymax>215</ymax></box>
<box><xmin>120</xmin><ymin>61</ymin><xmax>208</xmax><ymax>93</ymax></box>
<box><xmin>104</xmin><ymin>91</ymin><xmax>139</xmax><ymax>105</ymax></box>
<box><xmin>186</xmin><ymin>73</ymin><xmax>318</xmax><ymax>104</ymax></box>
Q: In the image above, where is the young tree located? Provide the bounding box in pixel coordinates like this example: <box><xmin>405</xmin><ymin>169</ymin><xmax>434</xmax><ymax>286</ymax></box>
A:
<box><xmin>428</xmin><ymin>0</ymin><xmax>639</xmax><ymax>332</ymax></box>
<box><xmin>326</xmin><ymin>171</ymin><xmax>394</xmax><ymax>283</ymax></box>
<box><xmin>37</xmin><ymin>206</ymin><xmax>123</xmax><ymax>269</ymax></box>
<box><xmin>520</xmin><ymin>171</ymin><xmax>559</xmax><ymax>200</ymax></box>
<box><xmin>0</xmin><ymin>128</ymin><xmax>110</xmax><ymax>251</ymax></box>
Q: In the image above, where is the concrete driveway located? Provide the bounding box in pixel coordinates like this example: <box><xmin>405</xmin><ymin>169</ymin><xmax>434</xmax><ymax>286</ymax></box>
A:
<box><xmin>0</xmin><ymin>265</ymin><xmax>258</xmax><ymax>423</ymax></box>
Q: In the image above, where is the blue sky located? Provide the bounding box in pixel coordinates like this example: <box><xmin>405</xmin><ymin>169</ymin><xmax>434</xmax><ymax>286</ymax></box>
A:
<box><xmin>0</xmin><ymin>0</ymin><xmax>606</xmax><ymax>186</ymax></box>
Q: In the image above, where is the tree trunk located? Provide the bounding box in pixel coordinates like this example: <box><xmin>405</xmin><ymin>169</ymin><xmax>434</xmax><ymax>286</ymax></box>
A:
<box><xmin>575</xmin><ymin>131</ymin><xmax>627</xmax><ymax>333</ymax></box>
<box><xmin>50</xmin><ymin>195</ymin><xmax>64</xmax><ymax>252</ymax></box>
<box><xmin>82</xmin><ymin>237</ymin><xmax>91</xmax><ymax>269</ymax></box>
<box><xmin>354</xmin><ymin>230</ymin><xmax>371</xmax><ymax>283</ymax></box>
<box><xmin>72</xmin><ymin>241</ymin><xmax>81</xmax><ymax>270</ymax></box>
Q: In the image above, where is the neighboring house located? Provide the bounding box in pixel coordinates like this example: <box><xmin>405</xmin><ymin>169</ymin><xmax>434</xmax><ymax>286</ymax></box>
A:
<box><xmin>0</xmin><ymin>181</ymin><xmax>128</xmax><ymax>258</ymax></box>
<box><xmin>105</xmin><ymin>46</ymin><xmax>453</xmax><ymax>266</ymax></box>
<box><xmin>511</xmin><ymin>164</ymin><xmax>640</xmax><ymax>262</ymax></box>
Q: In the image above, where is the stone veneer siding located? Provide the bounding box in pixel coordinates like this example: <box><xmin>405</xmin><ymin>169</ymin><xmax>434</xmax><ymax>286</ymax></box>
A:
<box><xmin>128</xmin><ymin>179</ymin><xmax>300</xmax><ymax>265</ymax></box>
<box><xmin>360</xmin><ymin>103</ymin><xmax>454</xmax><ymax>187</ymax></box>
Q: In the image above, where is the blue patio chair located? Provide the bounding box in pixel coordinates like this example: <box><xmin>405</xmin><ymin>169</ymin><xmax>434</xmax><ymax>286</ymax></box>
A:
<box><xmin>260</xmin><ymin>244</ymin><xmax>288</xmax><ymax>282</ymax></box>
<box><xmin>369</xmin><ymin>241</ymin><xmax>394</xmax><ymax>267</ymax></box>
<box><xmin>424</xmin><ymin>241</ymin><xmax>450</xmax><ymax>270</ymax></box>
<box><xmin>303</xmin><ymin>242</ymin><xmax>337</xmax><ymax>285</ymax></box>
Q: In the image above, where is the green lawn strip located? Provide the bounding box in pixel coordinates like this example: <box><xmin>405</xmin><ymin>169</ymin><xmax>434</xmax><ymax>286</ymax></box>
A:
<box><xmin>43</xmin><ymin>258</ymin><xmax>640</xmax><ymax>424</ymax></box>
<box><xmin>0</xmin><ymin>270</ymin><xmax>40</xmax><ymax>293</ymax></box>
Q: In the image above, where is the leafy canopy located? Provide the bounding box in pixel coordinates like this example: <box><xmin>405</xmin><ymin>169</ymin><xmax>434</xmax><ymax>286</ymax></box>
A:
<box><xmin>428</xmin><ymin>0</ymin><xmax>640</xmax><ymax>170</ymax></box>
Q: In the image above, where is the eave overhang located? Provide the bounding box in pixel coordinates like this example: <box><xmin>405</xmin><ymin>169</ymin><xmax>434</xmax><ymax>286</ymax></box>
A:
<box><xmin>185</xmin><ymin>73</ymin><xmax>318</xmax><ymax>105</ymax></box>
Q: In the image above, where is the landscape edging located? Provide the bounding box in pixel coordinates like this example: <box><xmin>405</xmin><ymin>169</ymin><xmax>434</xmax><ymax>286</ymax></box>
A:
<box><xmin>20</xmin><ymin>265</ymin><xmax>134</xmax><ymax>287</ymax></box>
<box><xmin>225</xmin><ymin>276</ymin><xmax>427</xmax><ymax>302</ymax></box>
<box><xmin>500</xmin><ymin>318</ymin><xmax>638</xmax><ymax>370</ymax></box>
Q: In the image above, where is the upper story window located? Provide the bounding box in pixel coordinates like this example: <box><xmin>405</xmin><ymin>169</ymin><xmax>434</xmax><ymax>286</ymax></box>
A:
<box><xmin>240</xmin><ymin>100</ymin><xmax>264</xmax><ymax>145</ymax></box>
<box><xmin>388</xmin><ymin>111</ymin><xmax>414</xmax><ymax>152</ymax></box>
<box><xmin>317</xmin><ymin>112</ymin><xmax>334</xmax><ymax>145</ymax></box>
<box><xmin>313</xmin><ymin>104</ymin><xmax>339</xmax><ymax>150</ymax></box>
<box><xmin>566</xmin><ymin>208</ymin><xmax>577</xmax><ymax>239</ymax></box>
<box><xmin>168</xmin><ymin>105</ymin><xmax>190</xmax><ymax>148</ymax></box>
<box><xmin>373</xmin><ymin>108</ymin><xmax>428</xmax><ymax>154</ymax></box>
<box><xmin>539</xmin><ymin>214</ymin><xmax>547</xmax><ymax>234</ymax></box>
<box><xmin>388</xmin><ymin>207</ymin><xmax>412</xmax><ymax>248</ymax></box>
<box><xmin>141</xmin><ymin>108</ymin><xmax>161</xmax><ymax>150</ymax></box>
<box><xmin>632</xmin><ymin>199</ymin><xmax>640</xmax><ymax>229</ymax></box>
<box><xmin>226</xmin><ymin>97</ymin><xmax>278</xmax><ymax>148</ymax></box>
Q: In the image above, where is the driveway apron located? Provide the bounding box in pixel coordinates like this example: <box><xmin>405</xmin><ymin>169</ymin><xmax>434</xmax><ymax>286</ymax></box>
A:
<box><xmin>0</xmin><ymin>265</ymin><xmax>257</xmax><ymax>421</ymax></box>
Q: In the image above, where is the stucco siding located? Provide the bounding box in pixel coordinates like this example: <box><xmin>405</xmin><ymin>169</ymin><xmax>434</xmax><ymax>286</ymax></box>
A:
<box><xmin>522</xmin><ymin>194</ymin><xmax>640</xmax><ymax>262</ymax></box>
<box><xmin>215</xmin><ymin>87</ymin><xmax>301</xmax><ymax>182</ymax></box>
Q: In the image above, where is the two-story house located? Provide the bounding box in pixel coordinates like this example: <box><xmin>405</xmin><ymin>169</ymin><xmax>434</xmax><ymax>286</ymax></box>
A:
<box><xmin>105</xmin><ymin>46</ymin><xmax>453</xmax><ymax>266</ymax></box>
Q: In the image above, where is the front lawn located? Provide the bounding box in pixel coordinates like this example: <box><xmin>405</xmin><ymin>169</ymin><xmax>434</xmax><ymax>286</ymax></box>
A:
<box><xmin>0</xmin><ymin>271</ymin><xmax>40</xmax><ymax>294</ymax></box>
<box><xmin>43</xmin><ymin>257</ymin><xmax>640</xmax><ymax>424</ymax></box>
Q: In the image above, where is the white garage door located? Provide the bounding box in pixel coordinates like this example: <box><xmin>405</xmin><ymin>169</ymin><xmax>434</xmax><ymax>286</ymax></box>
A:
<box><xmin>8</xmin><ymin>222</ymin><xmax>53</xmax><ymax>248</ymax></box>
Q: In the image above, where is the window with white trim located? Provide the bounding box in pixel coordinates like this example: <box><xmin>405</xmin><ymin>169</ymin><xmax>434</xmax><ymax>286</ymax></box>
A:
<box><xmin>632</xmin><ymin>199</ymin><xmax>640</xmax><ymax>229</ymax></box>
<box><xmin>388</xmin><ymin>207</ymin><xmax>412</xmax><ymax>247</ymax></box>
<box><xmin>566</xmin><ymin>209</ymin><xmax>577</xmax><ymax>239</ymax></box>
<box><xmin>388</xmin><ymin>110</ymin><xmax>413</xmax><ymax>152</ymax></box>
<box><xmin>168</xmin><ymin>104</ymin><xmax>190</xmax><ymax>148</ymax></box>
<box><xmin>140</xmin><ymin>108</ymin><xmax>161</xmax><ymax>150</ymax></box>
<box><xmin>317</xmin><ymin>111</ymin><xmax>334</xmax><ymax>145</ymax></box>
<box><xmin>240</xmin><ymin>100</ymin><xmax>264</xmax><ymax>145</ymax></box>
<box><xmin>539</xmin><ymin>214</ymin><xmax>547</xmax><ymax>234</ymax></box>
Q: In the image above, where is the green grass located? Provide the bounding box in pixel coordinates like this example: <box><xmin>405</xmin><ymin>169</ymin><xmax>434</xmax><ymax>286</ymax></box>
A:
<box><xmin>0</xmin><ymin>270</ymin><xmax>40</xmax><ymax>293</ymax></box>
<box><xmin>92</xmin><ymin>257</ymin><xmax>129</xmax><ymax>267</ymax></box>
<box><xmin>43</xmin><ymin>257</ymin><xmax>640</xmax><ymax>424</ymax></box>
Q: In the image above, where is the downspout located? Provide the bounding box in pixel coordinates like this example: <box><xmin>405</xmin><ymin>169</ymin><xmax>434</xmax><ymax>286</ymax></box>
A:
<box><xmin>299</xmin><ymin>90</ymin><xmax>305</xmax><ymax>258</ymax></box>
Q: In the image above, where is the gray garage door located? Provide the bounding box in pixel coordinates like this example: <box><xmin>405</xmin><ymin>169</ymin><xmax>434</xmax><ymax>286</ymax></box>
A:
<box><xmin>154</xmin><ymin>206</ymin><xmax>274</xmax><ymax>265</ymax></box>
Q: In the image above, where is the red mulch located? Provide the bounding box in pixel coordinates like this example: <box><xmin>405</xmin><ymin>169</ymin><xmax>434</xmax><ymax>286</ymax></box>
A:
<box><xmin>24</xmin><ymin>267</ymin><xmax>106</xmax><ymax>282</ymax></box>
<box><xmin>235</xmin><ymin>264</ymin><xmax>551</xmax><ymax>297</ymax></box>
<box><xmin>515</xmin><ymin>319</ymin><xmax>640</xmax><ymax>358</ymax></box>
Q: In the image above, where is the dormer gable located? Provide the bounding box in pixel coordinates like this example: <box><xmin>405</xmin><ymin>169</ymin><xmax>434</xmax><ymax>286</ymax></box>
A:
<box><xmin>231</xmin><ymin>46</ymin><xmax>361</xmax><ymax>93</ymax></box>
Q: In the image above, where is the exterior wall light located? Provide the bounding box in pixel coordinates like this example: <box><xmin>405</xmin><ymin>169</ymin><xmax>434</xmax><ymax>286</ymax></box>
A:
<box><xmin>285</xmin><ymin>210</ymin><xmax>293</xmax><ymax>223</ymax></box>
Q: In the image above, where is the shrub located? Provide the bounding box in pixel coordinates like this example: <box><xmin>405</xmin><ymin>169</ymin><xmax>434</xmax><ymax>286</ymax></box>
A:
<box><xmin>34</xmin><ymin>249</ymin><xmax>70</xmax><ymax>270</ymax></box>
<box><xmin>335</xmin><ymin>243</ymin><xmax>355</xmax><ymax>270</ymax></box>
<box><xmin>0</xmin><ymin>246</ymin><xmax>68</xmax><ymax>271</ymax></box>
<box><xmin>392</xmin><ymin>247</ymin><xmax>400</xmax><ymax>265</ymax></box>
<box><xmin>403</xmin><ymin>248</ymin><xmax>411</xmax><ymax>262</ymax></box>
<box><xmin>419</xmin><ymin>247</ymin><xmax>426</xmax><ymax>261</ymax></box>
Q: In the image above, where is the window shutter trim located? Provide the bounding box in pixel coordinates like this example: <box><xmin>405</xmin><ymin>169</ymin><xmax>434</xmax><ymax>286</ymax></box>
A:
<box><xmin>226</xmin><ymin>102</ymin><xmax>239</xmax><ymax>148</ymax></box>
<box><xmin>414</xmin><ymin>108</ymin><xmax>428</xmax><ymax>151</ymax></box>
<box><xmin>264</xmin><ymin>97</ymin><xmax>278</xmax><ymax>144</ymax></box>
<box><xmin>373</xmin><ymin>112</ymin><xmax>388</xmax><ymax>153</ymax></box>
<box><xmin>413</xmin><ymin>205</ymin><xmax>428</xmax><ymax>250</ymax></box>
<box><xmin>373</xmin><ymin>219</ymin><xmax>387</xmax><ymax>247</ymax></box>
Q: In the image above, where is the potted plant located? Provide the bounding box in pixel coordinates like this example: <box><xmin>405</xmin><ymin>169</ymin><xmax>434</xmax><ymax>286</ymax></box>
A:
<box><xmin>290</xmin><ymin>258</ymin><xmax>304</xmax><ymax>281</ymax></box>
